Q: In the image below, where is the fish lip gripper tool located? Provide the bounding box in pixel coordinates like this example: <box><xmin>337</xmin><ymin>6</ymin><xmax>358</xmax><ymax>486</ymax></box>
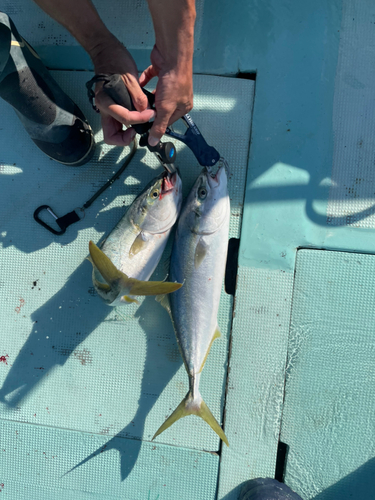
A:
<box><xmin>34</xmin><ymin>75</ymin><xmax>226</xmax><ymax>235</ymax></box>
<box><xmin>86</xmin><ymin>73</ymin><xmax>222</xmax><ymax>173</ymax></box>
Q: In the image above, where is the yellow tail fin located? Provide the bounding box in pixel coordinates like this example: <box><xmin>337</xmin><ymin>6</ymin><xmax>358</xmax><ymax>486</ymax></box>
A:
<box><xmin>88</xmin><ymin>241</ymin><xmax>182</xmax><ymax>296</ymax></box>
<box><xmin>152</xmin><ymin>391</ymin><xmax>229</xmax><ymax>446</ymax></box>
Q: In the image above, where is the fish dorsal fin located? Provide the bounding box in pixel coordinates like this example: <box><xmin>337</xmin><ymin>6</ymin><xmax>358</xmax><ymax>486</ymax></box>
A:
<box><xmin>194</xmin><ymin>237</ymin><xmax>209</xmax><ymax>269</ymax></box>
<box><xmin>129</xmin><ymin>232</ymin><xmax>149</xmax><ymax>258</ymax></box>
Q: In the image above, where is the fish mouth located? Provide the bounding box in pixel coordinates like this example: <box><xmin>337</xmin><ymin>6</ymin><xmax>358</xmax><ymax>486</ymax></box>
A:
<box><xmin>207</xmin><ymin>165</ymin><xmax>225</xmax><ymax>189</ymax></box>
<box><xmin>161</xmin><ymin>171</ymin><xmax>177</xmax><ymax>195</ymax></box>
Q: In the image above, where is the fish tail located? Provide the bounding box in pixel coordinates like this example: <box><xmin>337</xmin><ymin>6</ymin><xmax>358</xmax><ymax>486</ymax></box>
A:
<box><xmin>152</xmin><ymin>391</ymin><xmax>229</xmax><ymax>446</ymax></box>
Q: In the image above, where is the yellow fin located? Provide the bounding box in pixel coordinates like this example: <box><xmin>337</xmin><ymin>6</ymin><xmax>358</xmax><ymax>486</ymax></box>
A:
<box><xmin>89</xmin><ymin>241</ymin><xmax>126</xmax><ymax>284</ymax></box>
<box><xmin>156</xmin><ymin>294</ymin><xmax>172</xmax><ymax>315</ymax></box>
<box><xmin>89</xmin><ymin>241</ymin><xmax>182</xmax><ymax>297</ymax></box>
<box><xmin>214</xmin><ymin>325</ymin><xmax>222</xmax><ymax>339</ymax></box>
<box><xmin>194</xmin><ymin>238</ymin><xmax>208</xmax><ymax>269</ymax></box>
<box><xmin>122</xmin><ymin>295</ymin><xmax>139</xmax><ymax>304</ymax></box>
<box><xmin>129</xmin><ymin>233</ymin><xmax>148</xmax><ymax>258</ymax></box>
<box><xmin>152</xmin><ymin>391</ymin><xmax>229</xmax><ymax>447</ymax></box>
<box><xmin>199</xmin><ymin>325</ymin><xmax>222</xmax><ymax>372</ymax></box>
<box><xmin>94</xmin><ymin>279</ymin><xmax>111</xmax><ymax>292</ymax></box>
<box><xmin>128</xmin><ymin>279</ymin><xmax>182</xmax><ymax>296</ymax></box>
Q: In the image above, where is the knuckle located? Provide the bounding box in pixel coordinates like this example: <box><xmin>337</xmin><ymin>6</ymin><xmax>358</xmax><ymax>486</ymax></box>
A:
<box><xmin>183</xmin><ymin>97</ymin><xmax>194</xmax><ymax>113</ymax></box>
<box><xmin>185</xmin><ymin>101</ymin><xmax>193</xmax><ymax>113</ymax></box>
<box><xmin>103</xmin><ymin>133</ymin><xmax>116</xmax><ymax>146</ymax></box>
<box><xmin>133</xmin><ymin>95</ymin><xmax>147</xmax><ymax>110</ymax></box>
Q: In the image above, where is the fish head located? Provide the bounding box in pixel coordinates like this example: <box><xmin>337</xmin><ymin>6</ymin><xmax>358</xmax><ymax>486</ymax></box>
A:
<box><xmin>131</xmin><ymin>170</ymin><xmax>182</xmax><ymax>233</ymax></box>
<box><xmin>184</xmin><ymin>165</ymin><xmax>229</xmax><ymax>235</ymax></box>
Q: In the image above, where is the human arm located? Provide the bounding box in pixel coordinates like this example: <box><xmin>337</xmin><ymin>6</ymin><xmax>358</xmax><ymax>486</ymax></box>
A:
<box><xmin>32</xmin><ymin>0</ymin><xmax>155</xmax><ymax>146</ymax></box>
<box><xmin>142</xmin><ymin>0</ymin><xmax>196</xmax><ymax>146</ymax></box>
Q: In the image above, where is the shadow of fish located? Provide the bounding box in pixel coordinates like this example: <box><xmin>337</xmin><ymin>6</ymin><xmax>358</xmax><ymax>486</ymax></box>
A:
<box><xmin>89</xmin><ymin>170</ymin><xmax>183</xmax><ymax>304</ymax></box>
<box><xmin>155</xmin><ymin>164</ymin><xmax>230</xmax><ymax>445</ymax></box>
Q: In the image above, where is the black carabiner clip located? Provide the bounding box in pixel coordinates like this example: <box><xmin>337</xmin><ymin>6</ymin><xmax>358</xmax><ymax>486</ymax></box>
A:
<box><xmin>33</xmin><ymin>205</ymin><xmax>82</xmax><ymax>235</ymax></box>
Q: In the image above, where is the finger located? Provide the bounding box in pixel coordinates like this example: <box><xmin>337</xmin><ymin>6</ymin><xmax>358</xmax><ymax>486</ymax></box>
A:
<box><xmin>119</xmin><ymin>73</ymin><xmax>150</xmax><ymax>112</ymax></box>
<box><xmin>148</xmin><ymin>106</ymin><xmax>174</xmax><ymax>146</ymax></box>
<box><xmin>167</xmin><ymin>97</ymin><xmax>194</xmax><ymax>125</ymax></box>
<box><xmin>108</xmin><ymin>104</ymin><xmax>155</xmax><ymax>125</ymax></box>
<box><xmin>96</xmin><ymin>90</ymin><xmax>155</xmax><ymax>125</ymax></box>
<box><xmin>166</xmin><ymin>108</ymin><xmax>188</xmax><ymax>127</ymax></box>
<box><xmin>139</xmin><ymin>65</ymin><xmax>158</xmax><ymax>88</ymax></box>
<box><xmin>101</xmin><ymin>115</ymin><xmax>137</xmax><ymax>147</ymax></box>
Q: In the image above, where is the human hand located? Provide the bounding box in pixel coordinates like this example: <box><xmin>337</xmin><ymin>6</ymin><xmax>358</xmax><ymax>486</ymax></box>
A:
<box><xmin>139</xmin><ymin>44</ymin><xmax>193</xmax><ymax>146</ymax></box>
<box><xmin>90</xmin><ymin>35</ymin><xmax>156</xmax><ymax>146</ymax></box>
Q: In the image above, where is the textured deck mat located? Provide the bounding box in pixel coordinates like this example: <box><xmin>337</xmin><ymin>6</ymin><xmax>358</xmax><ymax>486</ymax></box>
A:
<box><xmin>328</xmin><ymin>0</ymin><xmax>375</xmax><ymax>227</ymax></box>
<box><xmin>1</xmin><ymin>419</ymin><xmax>219</xmax><ymax>499</ymax></box>
<box><xmin>0</xmin><ymin>71</ymin><xmax>254</xmax><ymax>496</ymax></box>
<box><xmin>280</xmin><ymin>249</ymin><xmax>375</xmax><ymax>499</ymax></box>
<box><xmin>218</xmin><ymin>266</ymin><xmax>295</xmax><ymax>499</ymax></box>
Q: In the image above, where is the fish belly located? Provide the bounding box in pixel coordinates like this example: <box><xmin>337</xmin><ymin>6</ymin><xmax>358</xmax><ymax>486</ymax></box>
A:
<box><xmin>170</xmin><ymin>229</ymin><xmax>227</xmax><ymax>375</ymax></box>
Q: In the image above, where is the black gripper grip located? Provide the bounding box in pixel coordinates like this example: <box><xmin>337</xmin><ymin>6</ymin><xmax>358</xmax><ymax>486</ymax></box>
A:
<box><xmin>102</xmin><ymin>74</ymin><xmax>155</xmax><ymax>135</ymax></box>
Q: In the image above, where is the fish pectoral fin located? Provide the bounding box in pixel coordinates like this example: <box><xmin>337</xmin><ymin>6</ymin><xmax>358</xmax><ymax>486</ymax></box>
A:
<box><xmin>128</xmin><ymin>279</ymin><xmax>182</xmax><ymax>297</ymax></box>
<box><xmin>194</xmin><ymin>237</ymin><xmax>209</xmax><ymax>269</ymax></box>
<box><xmin>89</xmin><ymin>241</ymin><xmax>128</xmax><ymax>286</ymax></box>
<box><xmin>129</xmin><ymin>232</ymin><xmax>149</xmax><ymax>258</ymax></box>
<box><xmin>152</xmin><ymin>391</ymin><xmax>229</xmax><ymax>447</ymax></box>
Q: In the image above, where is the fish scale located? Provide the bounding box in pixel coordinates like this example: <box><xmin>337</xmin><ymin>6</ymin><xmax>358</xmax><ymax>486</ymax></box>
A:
<box><xmin>155</xmin><ymin>165</ymin><xmax>230</xmax><ymax>445</ymax></box>
<box><xmin>88</xmin><ymin>169</ymin><xmax>183</xmax><ymax>306</ymax></box>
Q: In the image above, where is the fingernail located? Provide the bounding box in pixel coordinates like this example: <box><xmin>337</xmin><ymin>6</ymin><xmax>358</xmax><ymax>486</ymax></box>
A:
<box><xmin>130</xmin><ymin>128</ymin><xmax>136</xmax><ymax>140</ymax></box>
<box><xmin>148</xmin><ymin>135</ymin><xmax>159</xmax><ymax>147</ymax></box>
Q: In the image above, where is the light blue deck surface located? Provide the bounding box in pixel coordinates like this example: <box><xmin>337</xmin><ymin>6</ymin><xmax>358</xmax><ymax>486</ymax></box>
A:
<box><xmin>1</xmin><ymin>0</ymin><xmax>375</xmax><ymax>499</ymax></box>
<box><xmin>0</xmin><ymin>71</ymin><xmax>253</xmax><ymax>498</ymax></box>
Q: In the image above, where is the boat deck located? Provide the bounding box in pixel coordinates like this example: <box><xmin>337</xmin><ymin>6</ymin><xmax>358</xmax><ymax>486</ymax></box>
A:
<box><xmin>1</xmin><ymin>1</ymin><xmax>374</xmax><ymax>498</ymax></box>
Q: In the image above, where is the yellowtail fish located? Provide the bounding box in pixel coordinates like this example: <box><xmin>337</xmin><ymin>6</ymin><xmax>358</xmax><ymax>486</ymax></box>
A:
<box><xmin>89</xmin><ymin>170</ymin><xmax>183</xmax><ymax>305</ymax></box>
<box><xmin>155</xmin><ymin>165</ymin><xmax>230</xmax><ymax>445</ymax></box>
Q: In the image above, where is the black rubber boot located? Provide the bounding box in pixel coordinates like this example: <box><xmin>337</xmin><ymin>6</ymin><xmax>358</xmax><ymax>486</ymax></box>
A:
<box><xmin>0</xmin><ymin>12</ymin><xmax>95</xmax><ymax>166</ymax></box>
<box><xmin>239</xmin><ymin>478</ymin><xmax>303</xmax><ymax>500</ymax></box>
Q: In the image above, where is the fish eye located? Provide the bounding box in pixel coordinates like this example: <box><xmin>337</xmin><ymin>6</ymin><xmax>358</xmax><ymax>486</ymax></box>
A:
<box><xmin>151</xmin><ymin>189</ymin><xmax>160</xmax><ymax>199</ymax></box>
<box><xmin>198</xmin><ymin>187</ymin><xmax>207</xmax><ymax>200</ymax></box>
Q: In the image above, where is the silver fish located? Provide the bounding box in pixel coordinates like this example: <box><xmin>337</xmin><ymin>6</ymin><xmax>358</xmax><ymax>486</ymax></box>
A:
<box><xmin>89</xmin><ymin>170</ymin><xmax>183</xmax><ymax>305</ymax></box>
<box><xmin>155</xmin><ymin>165</ymin><xmax>230</xmax><ymax>446</ymax></box>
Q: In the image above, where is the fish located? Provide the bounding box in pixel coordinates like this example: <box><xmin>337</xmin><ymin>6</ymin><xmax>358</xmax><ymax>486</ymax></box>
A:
<box><xmin>89</xmin><ymin>169</ymin><xmax>183</xmax><ymax>305</ymax></box>
<box><xmin>155</xmin><ymin>164</ymin><xmax>230</xmax><ymax>446</ymax></box>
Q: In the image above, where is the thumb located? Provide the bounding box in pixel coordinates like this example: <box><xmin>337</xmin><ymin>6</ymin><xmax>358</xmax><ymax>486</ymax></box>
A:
<box><xmin>148</xmin><ymin>106</ymin><xmax>173</xmax><ymax>146</ymax></box>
